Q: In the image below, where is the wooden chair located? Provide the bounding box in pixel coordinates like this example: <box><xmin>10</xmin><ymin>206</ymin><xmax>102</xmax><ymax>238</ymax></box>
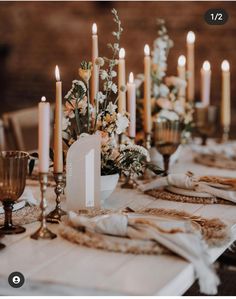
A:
<box><xmin>0</xmin><ymin>119</ymin><xmax>6</xmax><ymax>151</ymax></box>
<box><xmin>2</xmin><ymin>105</ymin><xmax>55</xmax><ymax>151</ymax></box>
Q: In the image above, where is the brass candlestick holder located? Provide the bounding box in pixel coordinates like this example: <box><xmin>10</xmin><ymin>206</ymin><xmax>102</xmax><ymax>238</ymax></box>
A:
<box><xmin>121</xmin><ymin>175</ymin><xmax>137</xmax><ymax>189</ymax></box>
<box><xmin>121</xmin><ymin>137</ymin><xmax>137</xmax><ymax>189</ymax></box>
<box><xmin>222</xmin><ymin>125</ymin><xmax>230</xmax><ymax>143</ymax></box>
<box><xmin>46</xmin><ymin>172</ymin><xmax>67</xmax><ymax>223</ymax></box>
<box><xmin>31</xmin><ymin>173</ymin><xmax>57</xmax><ymax>240</ymax></box>
<box><xmin>138</xmin><ymin>133</ymin><xmax>152</xmax><ymax>181</ymax></box>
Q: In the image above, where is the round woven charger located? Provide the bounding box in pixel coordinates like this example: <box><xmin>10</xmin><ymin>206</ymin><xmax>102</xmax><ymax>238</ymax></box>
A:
<box><xmin>0</xmin><ymin>206</ymin><xmax>41</xmax><ymax>226</ymax></box>
<box><xmin>194</xmin><ymin>154</ymin><xmax>236</xmax><ymax>170</ymax></box>
<box><xmin>59</xmin><ymin>207</ymin><xmax>230</xmax><ymax>255</ymax></box>
<box><xmin>145</xmin><ymin>188</ymin><xmax>231</xmax><ymax>205</ymax></box>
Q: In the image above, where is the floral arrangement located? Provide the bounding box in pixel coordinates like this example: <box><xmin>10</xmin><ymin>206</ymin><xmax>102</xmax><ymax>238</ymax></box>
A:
<box><xmin>136</xmin><ymin>18</ymin><xmax>193</xmax><ymax>139</ymax></box>
<box><xmin>62</xmin><ymin>9</ymin><xmax>162</xmax><ymax>177</ymax></box>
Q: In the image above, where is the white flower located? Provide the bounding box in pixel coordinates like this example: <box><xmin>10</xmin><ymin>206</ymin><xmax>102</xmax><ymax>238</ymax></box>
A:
<box><xmin>111</xmin><ymin>70</ymin><xmax>117</xmax><ymax>78</ymax></box>
<box><xmin>165</xmin><ymin>76</ymin><xmax>186</xmax><ymax>88</ymax></box>
<box><xmin>155</xmin><ymin>38</ymin><xmax>168</xmax><ymax>49</ymax></box>
<box><xmin>79</xmin><ymin>98</ymin><xmax>88</xmax><ymax>116</ymax></box>
<box><xmin>62</xmin><ymin>117</ymin><xmax>70</xmax><ymax>131</ymax></box>
<box><xmin>173</xmin><ymin>100</ymin><xmax>185</xmax><ymax>115</ymax></box>
<box><xmin>95</xmin><ymin>57</ymin><xmax>104</xmax><ymax>67</ymax></box>
<box><xmin>159</xmin><ymin>84</ymin><xmax>169</xmax><ymax>97</ymax></box>
<box><xmin>153</xmin><ymin>84</ymin><xmax>160</xmax><ymax>97</ymax></box>
<box><xmin>113</xmin><ymin>43</ymin><xmax>119</xmax><ymax>51</ymax></box>
<box><xmin>96</xmin><ymin>91</ymin><xmax>106</xmax><ymax>104</ymax></box>
<box><xmin>111</xmin><ymin>83</ymin><xmax>118</xmax><ymax>94</ymax></box>
<box><xmin>106</xmin><ymin>102</ymin><xmax>117</xmax><ymax>114</ymax></box>
<box><xmin>159</xmin><ymin>109</ymin><xmax>179</xmax><ymax>121</ymax></box>
<box><xmin>116</xmin><ymin>113</ymin><xmax>129</xmax><ymax>134</ymax></box>
<box><xmin>100</xmin><ymin>70</ymin><xmax>108</xmax><ymax>80</ymax></box>
<box><xmin>65</xmin><ymin>89</ymin><xmax>72</xmax><ymax>99</ymax></box>
<box><xmin>184</xmin><ymin>112</ymin><xmax>193</xmax><ymax>124</ymax></box>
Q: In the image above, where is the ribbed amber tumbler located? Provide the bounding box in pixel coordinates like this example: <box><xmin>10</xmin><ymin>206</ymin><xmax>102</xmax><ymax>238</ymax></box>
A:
<box><xmin>0</xmin><ymin>151</ymin><xmax>29</xmax><ymax>234</ymax></box>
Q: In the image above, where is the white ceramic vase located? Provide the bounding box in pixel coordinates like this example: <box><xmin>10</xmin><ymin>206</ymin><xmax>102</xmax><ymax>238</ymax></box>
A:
<box><xmin>100</xmin><ymin>173</ymin><xmax>119</xmax><ymax>202</ymax></box>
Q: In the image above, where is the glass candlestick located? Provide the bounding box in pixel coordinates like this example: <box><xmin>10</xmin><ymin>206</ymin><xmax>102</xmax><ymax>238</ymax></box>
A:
<box><xmin>31</xmin><ymin>173</ymin><xmax>57</xmax><ymax>240</ymax></box>
<box><xmin>46</xmin><ymin>172</ymin><xmax>67</xmax><ymax>223</ymax></box>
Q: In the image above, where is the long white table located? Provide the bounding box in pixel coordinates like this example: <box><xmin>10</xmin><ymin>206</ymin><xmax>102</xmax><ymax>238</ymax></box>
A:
<box><xmin>0</xmin><ymin>146</ymin><xmax>236</xmax><ymax>295</ymax></box>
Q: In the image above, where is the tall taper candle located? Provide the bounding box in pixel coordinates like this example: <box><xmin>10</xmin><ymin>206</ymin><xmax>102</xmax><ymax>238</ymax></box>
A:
<box><xmin>186</xmin><ymin>31</ymin><xmax>195</xmax><ymax>102</ymax></box>
<box><xmin>177</xmin><ymin>55</ymin><xmax>186</xmax><ymax>104</ymax></box>
<box><xmin>54</xmin><ymin>65</ymin><xmax>63</xmax><ymax>173</ymax></box>
<box><xmin>144</xmin><ymin>44</ymin><xmax>151</xmax><ymax>134</ymax></box>
<box><xmin>127</xmin><ymin>72</ymin><xmax>136</xmax><ymax>138</ymax></box>
<box><xmin>118</xmin><ymin>48</ymin><xmax>126</xmax><ymax>113</ymax></box>
<box><xmin>221</xmin><ymin>60</ymin><xmax>231</xmax><ymax>128</ymax></box>
<box><xmin>91</xmin><ymin>23</ymin><xmax>99</xmax><ymax>105</ymax></box>
<box><xmin>39</xmin><ymin>96</ymin><xmax>50</xmax><ymax>173</ymax></box>
<box><xmin>201</xmin><ymin>61</ymin><xmax>211</xmax><ymax>107</ymax></box>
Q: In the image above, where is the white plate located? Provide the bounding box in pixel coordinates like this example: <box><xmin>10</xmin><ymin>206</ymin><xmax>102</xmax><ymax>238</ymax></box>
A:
<box><xmin>166</xmin><ymin>186</ymin><xmax>212</xmax><ymax>198</ymax></box>
<box><xmin>0</xmin><ymin>200</ymin><xmax>26</xmax><ymax>214</ymax></box>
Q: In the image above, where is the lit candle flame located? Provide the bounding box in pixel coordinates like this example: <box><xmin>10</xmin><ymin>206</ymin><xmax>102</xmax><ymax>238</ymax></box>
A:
<box><xmin>187</xmin><ymin>31</ymin><xmax>195</xmax><ymax>44</ymax></box>
<box><xmin>203</xmin><ymin>61</ymin><xmax>211</xmax><ymax>71</ymax></box>
<box><xmin>55</xmin><ymin>65</ymin><xmax>60</xmax><ymax>81</ymax></box>
<box><xmin>178</xmin><ymin>55</ymin><xmax>186</xmax><ymax>67</ymax></box>
<box><xmin>129</xmin><ymin>72</ymin><xmax>134</xmax><ymax>84</ymax></box>
<box><xmin>92</xmin><ymin>23</ymin><xmax>97</xmax><ymax>35</ymax></box>
<box><xmin>41</xmin><ymin>96</ymin><xmax>46</xmax><ymax>102</ymax></box>
<box><xmin>144</xmin><ymin>44</ymin><xmax>150</xmax><ymax>56</ymax></box>
<box><xmin>221</xmin><ymin>60</ymin><xmax>230</xmax><ymax>72</ymax></box>
<box><xmin>119</xmin><ymin>48</ymin><xmax>125</xmax><ymax>59</ymax></box>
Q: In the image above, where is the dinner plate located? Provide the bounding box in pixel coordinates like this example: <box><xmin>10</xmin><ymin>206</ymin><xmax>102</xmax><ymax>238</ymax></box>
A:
<box><xmin>0</xmin><ymin>200</ymin><xmax>26</xmax><ymax>214</ymax></box>
<box><xmin>165</xmin><ymin>186</ymin><xmax>213</xmax><ymax>198</ymax></box>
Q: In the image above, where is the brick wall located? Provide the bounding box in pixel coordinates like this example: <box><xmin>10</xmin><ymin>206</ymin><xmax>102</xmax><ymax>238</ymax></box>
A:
<box><xmin>0</xmin><ymin>1</ymin><xmax>235</xmax><ymax>133</ymax></box>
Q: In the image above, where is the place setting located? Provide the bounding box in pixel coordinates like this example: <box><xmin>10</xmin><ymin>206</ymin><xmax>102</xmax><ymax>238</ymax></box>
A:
<box><xmin>0</xmin><ymin>4</ymin><xmax>235</xmax><ymax>297</ymax></box>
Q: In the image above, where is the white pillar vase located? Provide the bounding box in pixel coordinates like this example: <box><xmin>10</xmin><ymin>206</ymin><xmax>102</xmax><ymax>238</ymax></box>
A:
<box><xmin>101</xmin><ymin>173</ymin><xmax>119</xmax><ymax>203</ymax></box>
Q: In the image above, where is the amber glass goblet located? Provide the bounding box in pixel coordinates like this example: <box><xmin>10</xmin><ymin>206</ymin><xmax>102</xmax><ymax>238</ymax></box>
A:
<box><xmin>154</xmin><ymin>117</ymin><xmax>181</xmax><ymax>175</ymax></box>
<box><xmin>194</xmin><ymin>105</ymin><xmax>218</xmax><ymax>145</ymax></box>
<box><xmin>0</xmin><ymin>151</ymin><xmax>29</xmax><ymax>234</ymax></box>
<box><xmin>0</xmin><ymin>232</ymin><xmax>5</xmax><ymax>250</ymax></box>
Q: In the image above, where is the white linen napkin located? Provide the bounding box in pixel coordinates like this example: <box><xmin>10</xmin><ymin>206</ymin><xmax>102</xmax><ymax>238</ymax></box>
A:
<box><xmin>191</xmin><ymin>142</ymin><xmax>236</xmax><ymax>158</ymax></box>
<box><xmin>68</xmin><ymin>211</ymin><xmax>219</xmax><ymax>295</ymax></box>
<box><xmin>139</xmin><ymin>172</ymin><xmax>236</xmax><ymax>203</ymax></box>
<box><xmin>19</xmin><ymin>187</ymin><xmax>38</xmax><ymax>206</ymax></box>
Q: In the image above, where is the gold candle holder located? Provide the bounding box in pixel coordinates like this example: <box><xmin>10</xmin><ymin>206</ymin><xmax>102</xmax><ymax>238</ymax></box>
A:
<box><xmin>46</xmin><ymin>172</ymin><xmax>67</xmax><ymax>223</ymax></box>
<box><xmin>121</xmin><ymin>175</ymin><xmax>137</xmax><ymax>189</ymax></box>
<box><xmin>121</xmin><ymin>137</ymin><xmax>137</xmax><ymax>189</ymax></box>
<box><xmin>31</xmin><ymin>173</ymin><xmax>57</xmax><ymax>240</ymax></box>
<box><xmin>138</xmin><ymin>133</ymin><xmax>152</xmax><ymax>181</ymax></box>
<box><xmin>222</xmin><ymin>125</ymin><xmax>230</xmax><ymax>143</ymax></box>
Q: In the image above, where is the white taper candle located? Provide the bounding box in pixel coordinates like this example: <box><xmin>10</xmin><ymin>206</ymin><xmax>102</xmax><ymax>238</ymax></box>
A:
<box><xmin>39</xmin><ymin>96</ymin><xmax>50</xmax><ymax>173</ymax></box>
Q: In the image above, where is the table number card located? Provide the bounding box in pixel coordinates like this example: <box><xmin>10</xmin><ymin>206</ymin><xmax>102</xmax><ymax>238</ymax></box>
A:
<box><xmin>66</xmin><ymin>134</ymin><xmax>101</xmax><ymax>210</ymax></box>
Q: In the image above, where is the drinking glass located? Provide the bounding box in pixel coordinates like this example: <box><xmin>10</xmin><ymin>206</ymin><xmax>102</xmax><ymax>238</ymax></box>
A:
<box><xmin>154</xmin><ymin>117</ymin><xmax>181</xmax><ymax>175</ymax></box>
<box><xmin>0</xmin><ymin>232</ymin><xmax>5</xmax><ymax>250</ymax></box>
<box><xmin>194</xmin><ymin>105</ymin><xmax>218</xmax><ymax>145</ymax></box>
<box><xmin>0</xmin><ymin>151</ymin><xmax>29</xmax><ymax>234</ymax></box>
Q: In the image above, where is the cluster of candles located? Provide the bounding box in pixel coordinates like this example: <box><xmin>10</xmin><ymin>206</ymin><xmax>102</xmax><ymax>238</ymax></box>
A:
<box><xmin>183</xmin><ymin>31</ymin><xmax>231</xmax><ymax>130</ymax></box>
<box><xmin>38</xmin><ymin>26</ymin><xmax>231</xmax><ymax>174</ymax></box>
